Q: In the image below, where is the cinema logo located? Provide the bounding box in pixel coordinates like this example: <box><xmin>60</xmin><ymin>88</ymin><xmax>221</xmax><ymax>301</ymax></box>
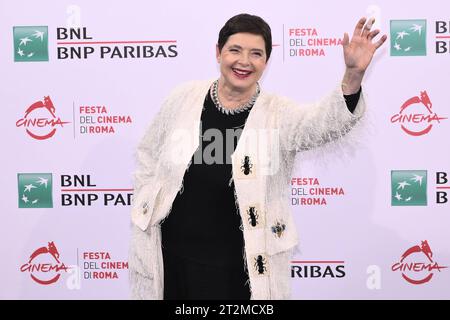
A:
<box><xmin>290</xmin><ymin>177</ymin><xmax>345</xmax><ymax>206</ymax></box>
<box><xmin>56</xmin><ymin>27</ymin><xmax>178</xmax><ymax>59</ymax></box>
<box><xmin>20</xmin><ymin>241</ymin><xmax>69</xmax><ymax>285</ymax></box>
<box><xmin>82</xmin><ymin>251</ymin><xmax>128</xmax><ymax>280</ymax></box>
<box><xmin>78</xmin><ymin>105</ymin><xmax>132</xmax><ymax>135</ymax></box>
<box><xmin>390</xmin><ymin>90</ymin><xmax>446</xmax><ymax>136</ymax></box>
<box><xmin>291</xmin><ymin>260</ymin><xmax>346</xmax><ymax>279</ymax></box>
<box><xmin>287</xmin><ymin>27</ymin><xmax>342</xmax><ymax>57</ymax></box>
<box><xmin>392</xmin><ymin>240</ymin><xmax>447</xmax><ymax>285</ymax></box>
<box><xmin>16</xmin><ymin>96</ymin><xmax>70</xmax><ymax>140</ymax></box>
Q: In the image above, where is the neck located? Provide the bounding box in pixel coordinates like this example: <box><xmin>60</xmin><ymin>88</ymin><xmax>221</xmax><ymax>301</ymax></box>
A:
<box><xmin>217</xmin><ymin>78</ymin><xmax>256</xmax><ymax>110</ymax></box>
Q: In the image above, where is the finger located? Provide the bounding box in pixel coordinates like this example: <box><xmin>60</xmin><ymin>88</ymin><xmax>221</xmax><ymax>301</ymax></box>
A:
<box><xmin>362</xmin><ymin>17</ymin><xmax>375</xmax><ymax>37</ymax></box>
<box><xmin>353</xmin><ymin>17</ymin><xmax>367</xmax><ymax>38</ymax></box>
<box><xmin>342</xmin><ymin>32</ymin><xmax>349</xmax><ymax>48</ymax></box>
<box><xmin>374</xmin><ymin>34</ymin><xmax>387</xmax><ymax>49</ymax></box>
<box><xmin>368</xmin><ymin>29</ymin><xmax>380</xmax><ymax>40</ymax></box>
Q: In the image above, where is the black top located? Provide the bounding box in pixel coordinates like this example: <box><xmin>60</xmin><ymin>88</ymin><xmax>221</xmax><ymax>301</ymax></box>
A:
<box><xmin>161</xmin><ymin>87</ymin><xmax>361</xmax><ymax>268</ymax></box>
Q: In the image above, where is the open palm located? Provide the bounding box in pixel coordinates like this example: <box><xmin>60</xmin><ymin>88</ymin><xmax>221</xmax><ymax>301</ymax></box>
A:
<box><xmin>343</xmin><ymin>17</ymin><xmax>387</xmax><ymax>73</ymax></box>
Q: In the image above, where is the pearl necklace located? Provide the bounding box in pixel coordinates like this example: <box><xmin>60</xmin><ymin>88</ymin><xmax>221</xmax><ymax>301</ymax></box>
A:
<box><xmin>210</xmin><ymin>79</ymin><xmax>260</xmax><ymax>115</ymax></box>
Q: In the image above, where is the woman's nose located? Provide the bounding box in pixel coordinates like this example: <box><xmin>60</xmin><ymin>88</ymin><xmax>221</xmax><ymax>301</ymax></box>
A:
<box><xmin>237</xmin><ymin>52</ymin><xmax>250</xmax><ymax>66</ymax></box>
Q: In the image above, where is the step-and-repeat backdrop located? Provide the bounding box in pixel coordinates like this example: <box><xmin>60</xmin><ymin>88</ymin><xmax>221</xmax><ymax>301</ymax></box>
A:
<box><xmin>1</xmin><ymin>0</ymin><xmax>449</xmax><ymax>299</ymax></box>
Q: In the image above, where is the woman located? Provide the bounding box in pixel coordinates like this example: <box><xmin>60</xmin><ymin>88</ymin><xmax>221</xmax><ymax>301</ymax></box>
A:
<box><xmin>129</xmin><ymin>13</ymin><xmax>386</xmax><ymax>300</ymax></box>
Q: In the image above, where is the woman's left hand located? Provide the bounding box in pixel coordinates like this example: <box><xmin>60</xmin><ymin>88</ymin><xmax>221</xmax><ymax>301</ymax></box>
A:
<box><xmin>343</xmin><ymin>17</ymin><xmax>387</xmax><ymax>72</ymax></box>
<box><xmin>341</xmin><ymin>17</ymin><xmax>387</xmax><ymax>94</ymax></box>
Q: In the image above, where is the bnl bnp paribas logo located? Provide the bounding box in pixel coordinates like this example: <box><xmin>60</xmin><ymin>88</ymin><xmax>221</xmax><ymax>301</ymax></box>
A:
<box><xmin>18</xmin><ymin>173</ymin><xmax>53</xmax><ymax>208</ymax></box>
<box><xmin>390</xmin><ymin>20</ymin><xmax>426</xmax><ymax>56</ymax></box>
<box><xmin>391</xmin><ymin>170</ymin><xmax>427</xmax><ymax>206</ymax></box>
<box><xmin>13</xmin><ymin>26</ymin><xmax>48</xmax><ymax>62</ymax></box>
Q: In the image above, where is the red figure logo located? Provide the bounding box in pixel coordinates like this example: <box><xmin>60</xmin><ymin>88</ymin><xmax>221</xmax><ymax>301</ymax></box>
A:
<box><xmin>392</xmin><ymin>240</ymin><xmax>447</xmax><ymax>285</ymax></box>
<box><xmin>29</xmin><ymin>241</ymin><xmax>60</xmax><ymax>263</ymax></box>
<box><xmin>390</xmin><ymin>91</ymin><xmax>447</xmax><ymax>136</ymax></box>
<box><xmin>16</xmin><ymin>96</ymin><xmax>70</xmax><ymax>140</ymax></box>
<box><xmin>20</xmin><ymin>241</ymin><xmax>69</xmax><ymax>285</ymax></box>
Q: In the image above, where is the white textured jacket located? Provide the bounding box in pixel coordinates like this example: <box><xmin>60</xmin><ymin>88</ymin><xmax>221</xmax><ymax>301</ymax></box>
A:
<box><xmin>129</xmin><ymin>80</ymin><xmax>365</xmax><ymax>299</ymax></box>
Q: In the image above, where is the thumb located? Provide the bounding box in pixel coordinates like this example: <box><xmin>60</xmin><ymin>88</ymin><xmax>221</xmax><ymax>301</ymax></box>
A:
<box><xmin>342</xmin><ymin>32</ymin><xmax>349</xmax><ymax>48</ymax></box>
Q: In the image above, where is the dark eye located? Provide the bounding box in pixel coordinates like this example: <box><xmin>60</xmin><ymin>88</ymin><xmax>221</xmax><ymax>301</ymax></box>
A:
<box><xmin>252</xmin><ymin>51</ymin><xmax>262</xmax><ymax>57</ymax></box>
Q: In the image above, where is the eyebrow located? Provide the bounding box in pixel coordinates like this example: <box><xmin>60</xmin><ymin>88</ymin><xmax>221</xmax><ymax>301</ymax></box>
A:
<box><xmin>228</xmin><ymin>44</ymin><xmax>264</xmax><ymax>53</ymax></box>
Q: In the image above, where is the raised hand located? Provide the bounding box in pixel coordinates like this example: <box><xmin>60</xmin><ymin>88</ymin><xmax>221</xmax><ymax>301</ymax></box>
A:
<box><xmin>341</xmin><ymin>17</ymin><xmax>387</xmax><ymax>94</ymax></box>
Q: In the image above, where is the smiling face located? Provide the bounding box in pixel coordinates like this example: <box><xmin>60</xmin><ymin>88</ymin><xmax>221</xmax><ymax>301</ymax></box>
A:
<box><xmin>216</xmin><ymin>32</ymin><xmax>267</xmax><ymax>95</ymax></box>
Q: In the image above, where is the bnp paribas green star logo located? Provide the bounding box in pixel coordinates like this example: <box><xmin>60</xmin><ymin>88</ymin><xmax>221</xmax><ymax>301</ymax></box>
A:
<box><xmin>18</xmin><ymin>173</ymin><xmax>53</xmax><ymax>208</ymax></box>
<box><xmin>13</xmin><ymin>26</ymin><xmax>48</xmax><ymax>62</ymax></box>
<box><xmin>391</xmin><ymin>170</ymin><xmax>427</xmax><ymax>206</ymax></box>
<box><xmin>390</xmin><ymin>20</ymin><xmax>426</xmax><ymax>56</ymax></box>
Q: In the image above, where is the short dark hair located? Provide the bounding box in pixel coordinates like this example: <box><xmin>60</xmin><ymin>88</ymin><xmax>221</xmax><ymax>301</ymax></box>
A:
<box><xmin>218</xmin><ymin>13</ymin><xmax>272</xmax><ymax>61</ymax></box>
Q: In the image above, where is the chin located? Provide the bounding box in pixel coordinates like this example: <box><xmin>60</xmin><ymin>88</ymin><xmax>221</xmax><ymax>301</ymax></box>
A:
<box><xmin>229</xmin><ymin>77</ymin><xmax>257</xmax><ymax>89</ymax></box>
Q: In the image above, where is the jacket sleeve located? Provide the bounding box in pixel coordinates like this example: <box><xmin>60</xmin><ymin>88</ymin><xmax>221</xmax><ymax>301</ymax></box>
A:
<box><xmin>131</xmin><ymin>82</ymin><xmax>191</xmax><ymax>229</ymax></box>
<box><xmin>279</xmin><ymin>84</ymin><xmax>366</xmax><ymax>152</ymax></box>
